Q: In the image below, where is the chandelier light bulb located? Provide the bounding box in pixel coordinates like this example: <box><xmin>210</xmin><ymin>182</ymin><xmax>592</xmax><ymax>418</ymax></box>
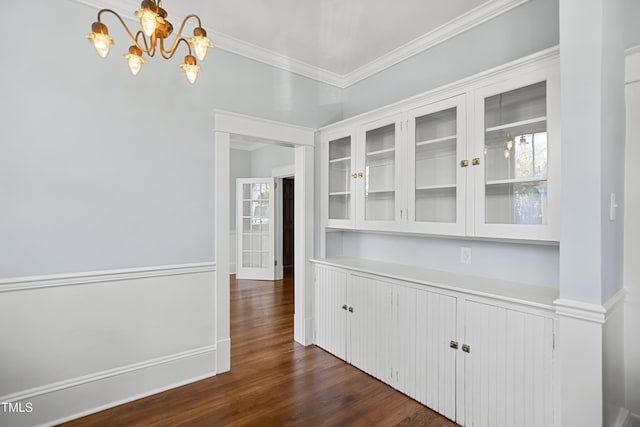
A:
<box><xmin>504</xmin><ymin>148</ymin><xmax>510</xmax><ymax>159</ymax></box>
<box><xmin>123</xmin><ymin>45</ymin><xmax>147</xmax><ymax>76</ymax></box>
<box><xmin>180</xmin><ymin>55</ymin><xmax>201</xmax><ymax>84</ymax></box>
<box><xmin>520</xmin><ymin>135</ymin><xmax>528</xmax><ymax>150</ymax></box>
<box><xmin>87</xmin><ymin>22</ymin><xmax>114</xmax><ymax>58</ymax></box>
<box><xmin>190</xmin><ymin>28</ymin><xmax>213</xmax><ymax>61</ymax></box>
<box><xmin>140</xmin><ymin>10</ymin><xmax>158</xmax><ymax>36</ymax></box>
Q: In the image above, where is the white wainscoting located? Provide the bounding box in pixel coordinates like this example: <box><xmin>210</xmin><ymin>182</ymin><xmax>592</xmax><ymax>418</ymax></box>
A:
<box><xmin>0</xmin><ymin>263</ymin><xmax>217</xmax><ymax>427</ymax></box>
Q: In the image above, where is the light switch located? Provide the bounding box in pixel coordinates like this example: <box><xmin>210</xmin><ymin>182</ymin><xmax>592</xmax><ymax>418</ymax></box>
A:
<box><xmin>610</xmin><ymin>193</ymin><xmax>618</xmax><ymax>221</ymax></box>
<box><xmin>461</xmin><ymin>247</ymin><xmax>471</xmax><ymax>265</ymax></box>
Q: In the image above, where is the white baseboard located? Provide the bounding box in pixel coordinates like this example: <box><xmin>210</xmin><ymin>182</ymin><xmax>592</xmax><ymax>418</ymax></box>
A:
<box><xmin>216</xmin><ymin>338</ymin><xmax>231</xmax><ymax>373</ymax></box>
<box><xmin>0</xmin><ymin>346</ymin><xmax>217</xmax><ymax>427</ymax></box>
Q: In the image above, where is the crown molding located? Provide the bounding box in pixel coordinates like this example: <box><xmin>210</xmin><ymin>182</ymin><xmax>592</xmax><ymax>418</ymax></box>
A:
<box><xmin>75</xmin><ymin>0</ymin><xmax>530</xmax><ymax>89</ymax></box>
<box><xmin>341</xmin><ymin>0</ymin><xmax>531</xmax><ymax>87</ymax></box>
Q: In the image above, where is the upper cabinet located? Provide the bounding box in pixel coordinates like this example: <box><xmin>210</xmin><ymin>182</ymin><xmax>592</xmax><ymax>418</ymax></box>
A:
<box><xmin>472</xmin><ymin>66</ymin><xmax>560</xmax><ymax>241</ymax></box>
<box><xmin>408</xmin><ymin>94</ymin><xmax>467</xmax><ymax>236</ymax></box>
<box><xmin>357</xmin><ymin>114</ymin><xmax>403</xmax><ymax>230</ymax></box>
<box><xmin>325</xmin><ymin>128</ymin><xmax>356</xmax><ymax>228</ymax></box>
<box><xmin>321</xmin><ymin>55</ymin><xmax>560</xmax><ymax>242</ymax></box>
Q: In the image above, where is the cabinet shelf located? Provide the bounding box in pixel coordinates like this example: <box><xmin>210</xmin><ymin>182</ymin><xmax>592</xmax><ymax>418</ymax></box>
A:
<box><xmin>329</xmin><ymin>156</ymin><xmax>351</xmax><ymax>163</ymax></box>
<box><xmin>367</xmin><ymin>147</ymin><xmax>395</xmax><ymax>157</ymax></box>
<box><xmin>366</xmin><ymin>189</ymin><xmax>395</xmax><ymax>194</ymax></box>
<box><xmin>415</xmin><ymin>135</ymin><xmax>456</xmax><ymax>147</ymax></box>
<box><xmin>329</xmin><ymin>191</ymin><xmax>351</xmax><ymax>196</ymax></box>
<box><xmin>485</xmin><ymin>177</ymin><xmax>547</xmax><ymax>186</ymax></box>
<box><xmin>416</xmin><ymin>184</ymin><xmax>456</xmax><ymax>191</ymax></box>
<box><xmin>485</xmin><ymin>116</ymin><xmax>546</xmax><ymax>133</ymax></box>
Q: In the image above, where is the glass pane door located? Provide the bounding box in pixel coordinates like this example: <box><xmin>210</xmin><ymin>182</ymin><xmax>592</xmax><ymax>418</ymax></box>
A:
<box><xmin>328</xmin><ymin>136</ymin><xmax>352</xmax><ymax>220</ymax></box>
<box><xmin>236</xmin><ymin>178</ymin><xmax>275</xmax><ymax>280</ymax></box>
<box><xmin>364</xmin><ymin>123</ymin><xmax>396</xmax><ymax>221</ymax></box>
<box><xmin>414</xmin><ymin>107</ymin><xmax>458</xmax><ymax>223</ymax></box>
<box><xmin>483</xmin><ymin>81</ymin><xmax>548</xmax><ymax>225</ymax></box>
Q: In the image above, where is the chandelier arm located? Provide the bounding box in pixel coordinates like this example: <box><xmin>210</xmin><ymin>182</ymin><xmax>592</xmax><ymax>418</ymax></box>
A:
<box><xmin>96</xmin><ymin>9</ymin><xmax>140</xmax><ymax>46</ymax></box>
<box><xmin>134</xmin><ymin>31</ymin><xmax>151</xmax><ymax>53</ymax></box>
<box><xmin>159</xmin><ymin>37</ymin><xmax>192</xmax><ymax>60</ymax></box>
<box><xmin>161</xmin><ymin>14</ymin><xmax>202</xmax><ymax>56</ymax></box>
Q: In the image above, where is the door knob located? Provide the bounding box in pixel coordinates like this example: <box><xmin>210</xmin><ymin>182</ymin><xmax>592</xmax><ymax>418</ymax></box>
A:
<box><xmin>342</xmin><ymin>304</ymin><xmax>348</xmax><ymax>310</ymax></box>
<box><xmin>348</xmin><ymin>306</ymin><xmax>354</xmax><ymax>313</ymax></box>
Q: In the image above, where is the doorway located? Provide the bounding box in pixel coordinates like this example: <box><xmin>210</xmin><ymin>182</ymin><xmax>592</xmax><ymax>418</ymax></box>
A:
<box><xmin>213</xmin><ymin>110</ymin><xmax>315</xmax><ymax>373</ymax></box>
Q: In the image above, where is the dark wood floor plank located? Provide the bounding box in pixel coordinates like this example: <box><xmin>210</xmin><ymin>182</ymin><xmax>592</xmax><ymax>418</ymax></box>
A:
<box><xmin>60</xmin><ymin>274</ymin><xmax>459</xmax><ymax>427</ymax></box>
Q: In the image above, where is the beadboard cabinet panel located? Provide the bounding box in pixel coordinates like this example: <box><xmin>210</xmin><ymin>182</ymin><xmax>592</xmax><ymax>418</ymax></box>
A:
<box><xmin>462</xmin><ymin>300</ymin><xmax>554</xmax><ymax>427</ymax></box>
<box><xmin>312</xmin><ymin>258</ymin><xmax>556</xmax><ymax>427</ymax></box>
<box><xmin>415</xmin><ymin>289</ymin><xmax>457</xmax><ymax>421</ymax></box>
<box><xmin>313</xmin><ymin>266</ymin><xmax>347</xmax><ymax>360</ymax></box>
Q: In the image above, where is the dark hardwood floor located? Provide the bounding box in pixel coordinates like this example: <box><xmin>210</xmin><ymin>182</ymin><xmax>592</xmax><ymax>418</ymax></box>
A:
<box><xmin>62</xmin><ymin>274</ymin><xmax>459</xmax><ymax>426</ymax></box>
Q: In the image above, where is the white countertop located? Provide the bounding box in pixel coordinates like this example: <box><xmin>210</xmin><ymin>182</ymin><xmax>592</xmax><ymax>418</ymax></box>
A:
<box><xmin>311</xmin><ymin>257</ymin><xmax>559</xmax><ymax>310</ymax></box>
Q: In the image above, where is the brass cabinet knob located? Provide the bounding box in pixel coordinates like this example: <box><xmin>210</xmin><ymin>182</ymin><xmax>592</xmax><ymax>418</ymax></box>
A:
<box><xmin>357</xmin><ymin>172</ymin><xmax>364</xmax><ymax>178</ymax></box>
<box><xmin>472</xmin><ymin>158</ymin><xmax>480</xmax><ymax>166</ymax></box>
<box><xmin>462</xmin><ymin>344</ymin><xmax>471</xmax><ymax>353</ymax></box>
<box><xmin>460</xmin><ymin>160</ymin><xmax>469</xmax><ymax>168</ymax></box>
<box><xmin>450</xmin><ymin>340</ymin><xmax>459</xmax><ymax>349</ymax></box>
<box><xmin>351</xmin><ymin>173</ymin><xmax>357</xmax><ymax>178</ymax></box>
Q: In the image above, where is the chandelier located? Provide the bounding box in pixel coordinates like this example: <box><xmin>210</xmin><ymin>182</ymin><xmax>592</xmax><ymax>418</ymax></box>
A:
<box><xmin>87</xmin><ymin>0</ymin><xmax>213</xmax><ymax>84</ymax></box>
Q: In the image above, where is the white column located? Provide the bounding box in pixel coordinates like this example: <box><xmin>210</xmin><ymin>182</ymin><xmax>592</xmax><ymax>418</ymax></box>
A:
<box><xmin>558</xmin><ymin>0</ymin><xmax>626</xmax><ymax>425</ymax></box>
<box><xmin>214</xmin><ymin>131</ymin><xmax>231</xmax><ymax>373</ymax></box>
<box><xmin>624</xmin><ymin>48</ymin><xmax>640</xmax><ymax>423</ymax></box>
<box><xmin>294</xmin><ymin>145</ymin><xmax>314</xmax><ymax>345</ymax></box>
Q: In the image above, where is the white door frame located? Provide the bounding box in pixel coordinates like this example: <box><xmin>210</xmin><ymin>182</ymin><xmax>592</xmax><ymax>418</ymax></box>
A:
<box><xmin>214</xmin><ymin>110</ymin><xmax>316</xmax><ymax>371</ymax></box>
<box><xmin>272</xmin><ymin>164</ymin><xmax>295</xmax><ymax>281</ymax></box>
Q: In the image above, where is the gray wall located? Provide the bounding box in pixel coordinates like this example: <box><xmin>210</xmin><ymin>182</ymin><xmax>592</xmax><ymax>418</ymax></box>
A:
<box><xmin>626</xmin><ymin>0</ymin><xmax>640</xmax><ymax>48</ymax></box>
<box><xmin>342</xmin><ymin>0</ymin><xmax>559</xmax><ymax>118</ymax></box>
<box><xmin>250</xmin><ymin>145</ymin><xmax>295</xmax><ymax>177</ymax></box>
<box><xmin>329</xmin><ymin>232</ymin><xmax>560</xmax><ymax>287</ymax></box>
<box><xmin>0</xmin><ymin>0</ymin><xmax>341</xmax><ymax>279</ymax></box>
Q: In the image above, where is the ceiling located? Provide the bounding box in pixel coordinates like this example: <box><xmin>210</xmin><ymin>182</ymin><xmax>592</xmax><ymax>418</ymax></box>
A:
<box><xmin>84</xmin><ymin>0</ymin><xmax>528</xmax><ymax>87</ymax></box>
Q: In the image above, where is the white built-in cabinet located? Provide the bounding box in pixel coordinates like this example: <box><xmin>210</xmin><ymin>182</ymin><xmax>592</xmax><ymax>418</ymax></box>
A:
<box><xmin>322</xmin><ymin>58</ymin><xmax>560</xmax><ymax>241</ymax></box>
<box><xmin>312</xmin><ymin>258</ymin><xmax>556</xmax><ymax>427</ymax></box>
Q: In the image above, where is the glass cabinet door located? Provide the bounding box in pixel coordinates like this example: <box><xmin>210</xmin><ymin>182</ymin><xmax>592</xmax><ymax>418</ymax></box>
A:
<box><xmin>408</xmin><ymin>95</ymin><xmax>466</xmax><ymax>235</ymax></box>
<box><xmin>358</xmin><ymin>116</ymin><xmax>401</xmax><ymax>225</ymax></box>
<box><xmin>328</xmin><ymin>135</ymin><xmax>353</xmax><ymax>221</ymax></box>
<box><xmin>483</xmin><ymin>81</ymin><xmax>548</xmax><ymax>225</ymax></box>
<box><xmin>474</xmin><ymin>66</ymin><xmax>559</xmax><ymax>241</ymax></box>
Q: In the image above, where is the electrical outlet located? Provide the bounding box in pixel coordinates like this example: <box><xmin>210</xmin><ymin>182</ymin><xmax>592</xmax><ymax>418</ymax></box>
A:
<box><xmin>461</xmin><ymin>247</ymin><xmax>471</xmax><ymax>265</ymax></box>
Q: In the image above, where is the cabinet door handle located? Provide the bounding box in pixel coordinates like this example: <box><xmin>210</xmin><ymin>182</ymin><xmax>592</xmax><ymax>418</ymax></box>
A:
<box><xmin>460</xmin><ymin>160</ymin><xmax>469</xmax><ymax>168</ymax></box>
<box><xmin>348</xmin><ymin>306</ymin><xmax>354</xmax><ymax>313</ymax></box>
<box><xmin>472</xmin><ymin>157</ymin><xmax>480</xmax><ymax>166</ymax></box>
<box><xmin>342</xmin><ymin>304</ymin><xmax>348</xmax><ymax>310</ymax></box>
<box><xmin>400</xmin><ymin>209</ymin><xmax>403</xmax><ymax>219</ymax></box>
<box><xmin>462</xmin><ymin>344</ymin><xmax>471</xmax><ymax>353</ymax></box>
<box><xmin>351</xmin><ymin>173</ymin><xmax>357</xmax><ymax>179</ymax></box>
<box><xmin>358</xmin><ymin>172</ymin><xmax>364</xmax><ymax>178</ymax></box>
<box><xmin>450</xmin><ymin>340</ymin><xmax>459</xmax><ymax>349</ymax></box>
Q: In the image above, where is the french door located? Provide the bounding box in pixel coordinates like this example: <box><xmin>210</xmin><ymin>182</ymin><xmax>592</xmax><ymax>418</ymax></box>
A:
<box><xmin>236</xmin><ymin>178</ymin><xmax>275</xmax><ymax>280</ymax></box>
